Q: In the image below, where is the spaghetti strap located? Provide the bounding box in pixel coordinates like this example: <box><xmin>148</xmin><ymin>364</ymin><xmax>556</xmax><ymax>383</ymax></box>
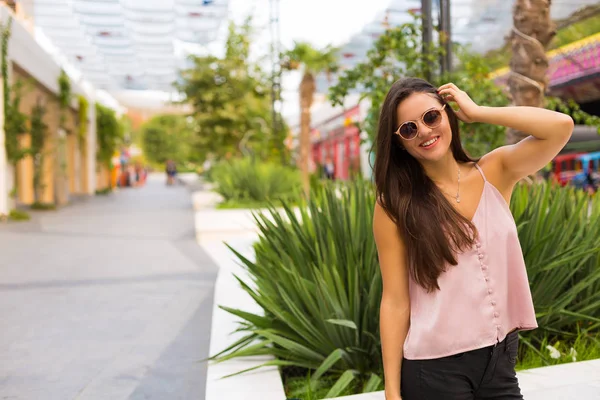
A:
<box><xmin>474</xmin><ymin>163</ymin><xmax>487</xmax><ymax>182</ymax></box>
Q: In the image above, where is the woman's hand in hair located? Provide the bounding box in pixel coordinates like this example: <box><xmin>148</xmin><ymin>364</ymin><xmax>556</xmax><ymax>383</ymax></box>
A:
<box><xmin>437</xmin><ymin>83</ymin><xmax>481</xmax><ymax>123</ymax></box>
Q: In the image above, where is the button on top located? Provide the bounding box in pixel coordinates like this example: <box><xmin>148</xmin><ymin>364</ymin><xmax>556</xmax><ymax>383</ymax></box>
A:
<box><xmin>478</xmin><ymin>254</ymin><xmax>484</xmax><ymax>260</ymax></box>
<box><xmin>488</xmin><ymin>288</ymin><xmax>493</xmax><ymax>294</ymax></box>
<box><xmin>476</xmin><ymin>242</ymin><xmax>482</xmax><ymax>248</ymax></box>
<box><xmin>484</xmin><ymin>277</ymin><xmax>490</xmax><ymax>282</ymax></box>
<box><xmin>481</xmin><ymin>264</ymin><xmax>488</xmax><ymax>270</ymax></box>
<box><xmin>494</xmin><ymin>312</ymin><xmax>500</xmax><ymax>318</ymax></box>
<box><xmin>491</xmin><ymin>300</ymin><xmax>497</xmax><ymax>306</ymax></box>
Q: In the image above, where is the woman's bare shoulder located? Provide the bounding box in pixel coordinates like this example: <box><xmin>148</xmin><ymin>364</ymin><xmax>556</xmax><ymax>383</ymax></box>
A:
<box><xmin>477</xmin><ymin>150</ymin><xmax>516</xmax><ymax>200</ymax></box>
<box><xmin>373</xmin><ymin>201</ymin><xmax>404</xmax><ymax>248</ymax></box>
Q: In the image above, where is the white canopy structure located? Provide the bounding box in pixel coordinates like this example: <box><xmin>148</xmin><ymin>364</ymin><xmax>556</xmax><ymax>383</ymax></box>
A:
<box><xmin>17</xmin><ymin>0</ymin><xmax>229</xmax><ymax>93</ymax></box>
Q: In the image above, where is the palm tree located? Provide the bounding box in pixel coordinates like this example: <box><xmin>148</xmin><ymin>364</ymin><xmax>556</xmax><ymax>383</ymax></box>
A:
<box><xmin>507</xmin><ymin>0</ymin><xmax>556</xmax><ymax>144</ymax></box>
<box><xmin>283</xmin><ymin>42</ymin><xmax>338</xmax><ymax>197</ymax></box>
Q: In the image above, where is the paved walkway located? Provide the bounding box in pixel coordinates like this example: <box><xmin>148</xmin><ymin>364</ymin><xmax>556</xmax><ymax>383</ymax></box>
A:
<box><xmin>0</xmin><ymin>175</ymin><xmax>218</xmax><ymax>400</ymax></box>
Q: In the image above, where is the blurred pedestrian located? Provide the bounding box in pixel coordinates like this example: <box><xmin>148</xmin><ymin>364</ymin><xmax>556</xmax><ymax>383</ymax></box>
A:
<box><xmin>166</xmin><ymin>160</ymin><xmax>177</xmax><ymax>186</ymax></box>
<box><xmin>324</xmin><ymin>157</ymin><xmax>335</xmax><ymax>180</ymax></box>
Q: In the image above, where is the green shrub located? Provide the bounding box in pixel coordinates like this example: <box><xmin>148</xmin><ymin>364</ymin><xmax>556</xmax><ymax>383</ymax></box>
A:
<box><xmin>31</xmin><ymin>202</ymin><xmax>56</xmax><ymax>211</ymax></box>
<box><xmin>214</xmin><ymin>181</ymin><xmax>600</xmax><ymax>398</ymax></box>
<box><xmin>9</xmin><ymin>209</ymin><xmax>30</xmax><ymax>221</ymax></box>
<box><xmin>511</xmin><ymin>183</ymin><xmax>600</xmax><ymax>347</ymax></box>
<box><xmin>210</xmin><ymin>157</ymin><xmax>301</xmax><ymax>205</ymax></box>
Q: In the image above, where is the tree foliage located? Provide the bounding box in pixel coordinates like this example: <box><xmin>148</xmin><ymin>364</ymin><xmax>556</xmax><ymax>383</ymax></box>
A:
<box><xmin>282</xmin><ymin>41</ymin><xmax>339</xmax><ymax>76</ymax></box>
<box><xmin>328</xmin><ymin>19</ymin><xmax>509</xmax><ymax>157</ymax></box>
<box><xmin>177</xmin><ymin>19</ymin><xmax>284</xmax><ymax>162</ymax></box>
<box><xmin>141</xmin><ymin>114</ymin><xmax>196</xmax><ymax>166</ymax></box>
<box><xmin>449</xmin><ymin>48</ymin><xmax>510</xmax><ymax>156</ymax></box>
<box><xmin>546</xmin><ymin>96</ymin><xmax>600</xmax><ymax>132</ymax></box>
<box><xmin>553</xmin><ymin>11</ymin><xmax>600</xmax><ymax>48</ymax></box>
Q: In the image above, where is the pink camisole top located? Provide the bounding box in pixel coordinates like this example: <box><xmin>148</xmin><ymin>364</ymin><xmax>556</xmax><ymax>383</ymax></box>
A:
<box><xmin>403</xmin><ymin>164</ymin><xmax>538</xmax><ymax>360</ymax></box>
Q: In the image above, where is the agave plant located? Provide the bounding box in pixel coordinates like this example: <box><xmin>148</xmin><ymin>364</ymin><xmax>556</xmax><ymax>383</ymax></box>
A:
<box><xmin>210</xmin><ymin>180</ymin><xmax>383</xmax><ymax>398</ymax></box>
<box><xmin>511</xmin><ymin>182</ymin><xmax>600</xmax><ymax>354</ymax></box>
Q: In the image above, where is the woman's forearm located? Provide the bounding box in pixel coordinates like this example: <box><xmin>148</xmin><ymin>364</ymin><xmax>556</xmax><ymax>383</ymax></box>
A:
<box><xmin>474</xmin><ymin>106</ymin><xmax>573</xmax><ymax>141</ymax></box>
<box><xmin>380</xmin><ymin>300</ymin><xmax>410</xmax><ymax>399</ymax></box>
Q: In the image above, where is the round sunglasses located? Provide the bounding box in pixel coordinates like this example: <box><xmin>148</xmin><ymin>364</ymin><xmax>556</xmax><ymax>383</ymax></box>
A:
<box><xmin>394</xmin><ymin>104</ymin><xmax>447</xmax><ymax>140</ymax></box>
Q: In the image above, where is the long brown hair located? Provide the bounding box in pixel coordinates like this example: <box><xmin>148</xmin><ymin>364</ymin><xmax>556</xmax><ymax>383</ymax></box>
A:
<box><xmin>374</xmin><ymin>77</ymin><xmax>478</xmax><ymax>292</ymax></box>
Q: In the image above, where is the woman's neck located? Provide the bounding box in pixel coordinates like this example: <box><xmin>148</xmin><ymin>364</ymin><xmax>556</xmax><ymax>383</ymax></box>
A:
<box><xmin>421</xmin><ymin>153</ymin><xmax>461</xmax><ymax>186</ymax></box>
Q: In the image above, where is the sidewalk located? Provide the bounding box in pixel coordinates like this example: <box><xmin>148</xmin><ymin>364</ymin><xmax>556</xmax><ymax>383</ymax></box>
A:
<box><xmin>0</xmin><ymin>175</ymin><xmax>218</xmax><ymax>400</ymax></box>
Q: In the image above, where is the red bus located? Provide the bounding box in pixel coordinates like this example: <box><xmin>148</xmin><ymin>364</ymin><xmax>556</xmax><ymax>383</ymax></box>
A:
<box><xmin>552</xmin><ymin>153</ymin><xmax>584</xmax><ymax>185</ymax></box>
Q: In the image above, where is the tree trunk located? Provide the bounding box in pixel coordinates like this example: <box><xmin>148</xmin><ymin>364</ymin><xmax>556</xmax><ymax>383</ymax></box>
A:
<box><xmin>299</xmin><ymin>72</ymin><xmax>315</xmax><ymax>198</ymax></box>
<box><xmin>506</xmin><ymin>0</ymin><xmax>556</xmax><ymax>144</ymax></box>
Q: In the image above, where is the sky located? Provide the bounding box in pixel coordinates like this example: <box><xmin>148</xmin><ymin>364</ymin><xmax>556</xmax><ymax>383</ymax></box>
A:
<box><xmin>208</xmin><ymin>0</ymin><xmax>394</xmax><ymax>119</ymax></box>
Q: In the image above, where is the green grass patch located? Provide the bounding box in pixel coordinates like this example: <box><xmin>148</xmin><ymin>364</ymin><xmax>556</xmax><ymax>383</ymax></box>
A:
<box><xmin>283</xmin><ymin>366</ymin><xmax>383</xmax><ymax>400</ymax></box>
<box><xmin>8</xmin><ymin>209</ymin><xmax>30</xmax><ymax>221</ymax></box>
<box><xmin>30</xmin><ymin>202</ymin><xmax>56</xmax><ymax>211</ymax></box>
<box><xmin>516</xmin><ymin>333</ymin><xmax>600</xmax><ymax>371</ymax></box>
<box><xmin>215</xmin><ymin>199</ymin><xmax>297</xmax><ymax>210</ymax></box>
<box><xmin>285</xmin><ymin>374</ymin><xmax>367</xmax><ymax>400</ymax></box>
<box><xmin>95</xmin><ymin>188</ymin><xmax>112</xmax><ymax>195</ymax></box>
<box><xmin>216</xmin><ymin>200</ymin><xmax>270</xmax><ymax>210</ymax></box>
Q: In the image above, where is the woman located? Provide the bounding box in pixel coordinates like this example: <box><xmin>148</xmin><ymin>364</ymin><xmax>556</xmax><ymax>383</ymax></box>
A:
<box><xmin>373</xmin><ymin>78</ymin><xmax>573</xmax><ymax>400</ymax></box>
